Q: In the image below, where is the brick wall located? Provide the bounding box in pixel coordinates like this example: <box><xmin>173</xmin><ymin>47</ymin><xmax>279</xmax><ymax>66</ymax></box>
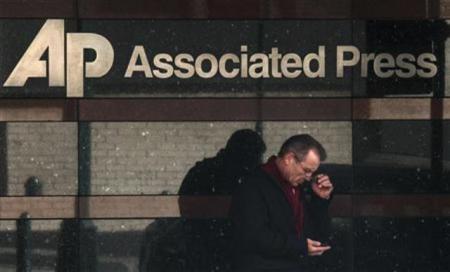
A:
<box><xmin>90</xmin><ymin>121</ymin><xmax>351</xmax><ymax>195</ymax></box>
<box><xmin>6</xmin><ymin>123</ymin><xmax>77</xmax><ymax>196</ymax></box>
<box><xmin>90</xmin><ymin>122</ymin><xmax>256</xmax><ymax>194</ymax></box>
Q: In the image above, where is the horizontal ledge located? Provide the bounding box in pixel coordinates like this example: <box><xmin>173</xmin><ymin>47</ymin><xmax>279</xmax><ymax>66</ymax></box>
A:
<box><xmin>80</xmin><ymin>98</ymin><xmax>450</xmax><ymax>121</ymax></box>
<box><xmin>1</xmin><ymin>195</ymin><xmax>450</xmax><ymax>219</ymax></box>
<box><xmin>0</xmin><ymin>100</ymin><xmax>77</xmax><ymax>121</ymax></box>
<box><xmin>0</xmin><ymin>196</ymin><xmax>77</xmax><ymax>219</ymax></box>
<box><xmin>1</xmin><ymin>98</ymin><xmax>449</xmax><ymax>121</ymax></box>
<box><xmin>351</xmin><ymin>195</ymin><xmax>450</xmax><ymax>217</ymax></box>
<box><xmin>353</xmin><ymin>98</ymin><xmax>450</xmax><ymax>120</ymax></box>
<box><xmin>79</xmin><ymin>98</ymin><xmax>351</xmax><ymax>121</ymax></box>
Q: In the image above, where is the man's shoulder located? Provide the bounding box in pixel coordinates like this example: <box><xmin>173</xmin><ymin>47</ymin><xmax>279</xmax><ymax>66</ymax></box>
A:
<box><xmin>243</xmin><ymin>167</ymin><xmax>269</xmax><ymax>181</ymax></box>
<box><xmin>237</xmin><ymin>168</ymin><xmax>277</xmax><ymax>192</ymax></box>
<box><xmin>231</xmin><ymin>168</ymin><xmax>277</xmax><ymax>208</ymax></box>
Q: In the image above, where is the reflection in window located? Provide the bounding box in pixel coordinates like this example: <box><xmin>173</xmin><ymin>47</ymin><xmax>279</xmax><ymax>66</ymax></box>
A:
<box><xmin>353</xmin><ymin>121</ymin><xmax>435</xmax><ymax>193</ymax></box>
<box><xmin>1</xmin><ymin>123</ymin><xmax>77</xmax><ymax>196</ymax></box>
<box><xmin>354</xmin><ymin>218</ymin><xmax>450</xmax><ymax>272</ymax></box>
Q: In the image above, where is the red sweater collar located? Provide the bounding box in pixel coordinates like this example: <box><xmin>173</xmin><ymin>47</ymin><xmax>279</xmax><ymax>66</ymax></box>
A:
<box><xmin>261</xmin><ymin>156</ymin><xmax>304</xmax><ymax>237</ymax></box>
<box><xmin>261</xmin><ymin>156</ymin><xmax>296</xmax><ymax>190</ymax></box>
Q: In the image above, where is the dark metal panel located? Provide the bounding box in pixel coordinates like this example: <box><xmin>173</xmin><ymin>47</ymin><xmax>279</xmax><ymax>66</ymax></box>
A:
<box><xmin>0</xmin><ymin>0</ymin><xmax>76</xmax><ymax>18</ymax></box>
<box><xmin>79</xmin><ymin>0</ymin><xmax>205</xmax><ymax>19</ymax></box>
<box><xmin>352</xmin><ymin>0</ymin><xmax>429</xmax><ymax>18</ymax></box>
<box><xmin>266</xmin><ymin>0</ymin><xmax>351</xmax><ymax>18</ymax></box>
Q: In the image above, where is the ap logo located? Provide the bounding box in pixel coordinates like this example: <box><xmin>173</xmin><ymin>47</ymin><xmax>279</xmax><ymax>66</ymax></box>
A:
<box><xmin>3</xmin><ymin>20</ymin><xmax>114</xmax><ymax>97</ymax></box>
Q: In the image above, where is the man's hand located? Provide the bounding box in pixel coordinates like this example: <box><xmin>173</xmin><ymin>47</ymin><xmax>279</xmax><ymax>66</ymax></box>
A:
<box><xmin>311</xmin><ymin>174</ymin><xmax>333</xmax><ymax>200</ymax></box>
<box><xmin>307</xmin><ymin>238</ymin><xmax>331</xmax><ymax>256</ymax></box>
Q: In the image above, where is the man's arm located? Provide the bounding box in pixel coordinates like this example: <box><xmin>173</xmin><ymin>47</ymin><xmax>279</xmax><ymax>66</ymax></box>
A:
<box><xmin>307</xmin><ymin>174</ymin><xmax>333</xmax><ymax>242</ymax></box>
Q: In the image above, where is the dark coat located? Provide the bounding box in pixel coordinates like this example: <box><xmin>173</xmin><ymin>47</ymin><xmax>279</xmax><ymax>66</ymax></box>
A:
<box><xmin>230</xmin><ymin>168</ymin><xmax>331</xmax><ymax>271</ymax></box>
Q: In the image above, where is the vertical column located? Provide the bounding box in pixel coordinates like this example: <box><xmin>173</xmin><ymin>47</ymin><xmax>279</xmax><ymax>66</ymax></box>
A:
<box><xmin>78</xmin><ymin>122</ymin><xmax>98</xmax><ymax>271</ymax></box>
<box><xmin>16</xmin><ymin>214</ymin><xmax>32</xmax><ymax>272</ymax></box>
<box><xmin>431</xmin><ymin>21</ymin><xmax>446</xmax><ymax>191</ymax></box>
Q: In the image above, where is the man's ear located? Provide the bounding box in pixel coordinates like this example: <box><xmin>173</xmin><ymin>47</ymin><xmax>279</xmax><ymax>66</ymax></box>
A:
<box><xmin>285</xmin><ymin>152</ymin><xmax>296</xmax><ymax>165</ymax></box>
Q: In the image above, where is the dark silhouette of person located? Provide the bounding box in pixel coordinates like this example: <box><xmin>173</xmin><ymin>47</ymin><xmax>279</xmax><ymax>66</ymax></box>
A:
<box><xmin>139</xmin><ymin>129</ymin><xmax>266</xmax><ymax>272</ymax></box>
<box><xmin>179</xmin><ymin>129</ymin><xmax>267</xmax><ymax>196</ymax></box>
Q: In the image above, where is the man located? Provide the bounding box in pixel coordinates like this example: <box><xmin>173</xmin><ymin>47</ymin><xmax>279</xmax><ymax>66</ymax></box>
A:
<box><xmin>231</xmin><ymin>134</ymin><xmax>334</xmax><ymax>271</ymax></box>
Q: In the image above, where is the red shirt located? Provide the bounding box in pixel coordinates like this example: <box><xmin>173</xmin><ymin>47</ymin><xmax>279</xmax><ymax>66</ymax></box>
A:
<box><xmin>261</xmin><ymin>156</ymin><xmax>304</xmax><ymax>238</ymax></box>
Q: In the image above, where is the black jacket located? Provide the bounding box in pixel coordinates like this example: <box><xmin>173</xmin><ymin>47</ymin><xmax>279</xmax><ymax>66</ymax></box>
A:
<box><xmin>230</xmin><ymin>168</ymin><xmax>331</xmax><ymax>271</ymax></box>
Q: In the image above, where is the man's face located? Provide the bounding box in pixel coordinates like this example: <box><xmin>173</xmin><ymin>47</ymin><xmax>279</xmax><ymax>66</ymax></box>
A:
<box><xmin>283</xmin><ymin>149</ymin><xmax>320</xmax><ymax>187</ymax></box>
